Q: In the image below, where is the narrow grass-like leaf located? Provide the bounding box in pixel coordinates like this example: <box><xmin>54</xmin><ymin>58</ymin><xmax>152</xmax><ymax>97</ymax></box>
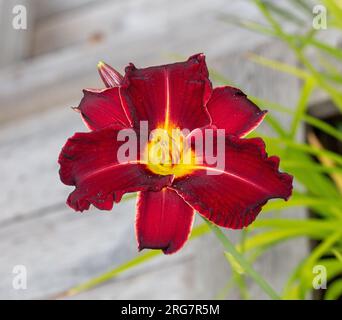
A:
<box><xmin>281</xmin><ymin>161</ymin><xmax>342</xmax><ymax>174</ymax></box>
<box><xmin>204</xmin><ymin>218</ymin><xmax>281</xmax><ymax>300</ymax></box>
<box><xmin>263</xmin><ymin>137</ymin><xmax>342</xmax><ymax>166</ymax></box>
<box><xmin>251</xmin><ymin>219</ymin><xmax>342</xmax><ymax>232</ymax></box>
<box><xmin>290</xmin><ymin>79</ymin><xmax>315</xmax><ymax>139</ymax></box>
<box><xmin>331</xmin><ymin>249</ymin><xmax>342</xmax><ymax>263</ymax></box>
<box><xmin>325</xmin><ymin>279</ymin><xmax>342</xmax><ymax>300</ymax></box>
<box><xmin>303</xmin><ymin>114</ymin><xmax>342</xmax><ymax>142</ymax></box>
<box><xmin>308</xmin><ymin>131</ymin><xmax>342</xmax><ymax>193</ymax></box>
<box><xmin>225</xmin><ymin>252</ymin><xmax>245</xmax><ymax>274</ymax></box>
<box><xmin>262</xmin><ymin>194</ymin><xmax>342</xmax><ymax>213</ymax></box>
<box><xmin>300</xmin><ymin>233</ymin><xmax>342</xmax><ymax>297</ymax></box>
<box><xmin>54</xmin><ymin>223</ymin><xmax>210</xmax><ymax>298</ymax></box>
<box><xmin>262</xmin><ymin>0</ymin><xmax>306</xmax><ymax>26</ymax></box>
<box><xmin>248</xmin><ymin>53</ymin><xmax>311</xmax><ymax>80</ymax></box>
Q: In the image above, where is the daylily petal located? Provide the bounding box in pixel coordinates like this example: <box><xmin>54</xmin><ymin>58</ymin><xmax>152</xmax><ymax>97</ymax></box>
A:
<box><xmin>76</xmin><ymin>88</ymin><xmax>131</xmax><ymax>130</ymax></box>
<box><xmin>97</xmin><ymin>61</ymin><xmax>124</xmax><ymax>88</ymax></box>
<box><xmin>206</xmin><ymin>86</ymin><xmax>267</xmax><ymax>137</ymax></box>
<box><xmin>122</xmin><ymin>53</ymin><xmax>211</xmax><ymax>131</ymax></box>
<box><xmin>136</xmin><ymin>188</ymin><xmax>195</xmax><ymax>254</ymax></box>
<box><xmin>172</xmin><ymin>131</ymin><xmax>293</xmax><ymax>229</ymax></box>
<box><xmin>58</xmin><ymin>127</ymin><xmax>172</xmax><ymax>212</ymax></box>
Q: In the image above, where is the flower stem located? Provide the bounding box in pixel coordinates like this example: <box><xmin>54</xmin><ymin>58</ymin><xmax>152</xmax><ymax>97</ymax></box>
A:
<box><xmin>204</xmin><ymin>218</ymin><xmax>281</xmax><ymax>300</ymax></box>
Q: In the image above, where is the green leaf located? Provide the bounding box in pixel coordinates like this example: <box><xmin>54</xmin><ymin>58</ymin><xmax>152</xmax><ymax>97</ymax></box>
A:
<box><xmin>325</xmin><ymin>279</ymin><xmax>342</xmax><ymax>300</ymax></box>
<box><xmin>284</xmin><ymin>233</ymin><xmax>342</xmax><ymax>298</ymax></box>
<box><xmin>290</xmin><ymin>79</ymin><xmax>315</xmax><ymax>139</ymax></box>
<box><xmin>298</xmin><ymin>231</ymin><xmax>342</xmax><ymax>298</ymax></box>
<box><xmin>204</xmin><ymin>218</ymin><xmax>281</xmax><ymax>300</ymax></box>
<box><xmin>262</xmin><ymin>194</ymin><xmax>342</xmax><ymax>213</ymax></box>
<box><xmin>281</xmin><ymin>160</ymin><xmax>342</xmax><ymax>175</ymax></box>
<box><xmin>319</xmin><ymin>258</ymin><xmax>342</xmax><ymax>283</ymax></box>
<box><xmin>331</xmin><ymin>248</ymin><xmax>342</xmax><ymax>263</ymax></box>
<box><xmin>283</xmin><ymin>258</ymin><xmax>342</xmax><ymax>300</ymax></box>
<box><xmin>264</xmin><ymin>113</ymin><xmax>288</xmax><ymax>138</ymax></box>
<box><xmin>251</xmin><ymin>218</ymin><xmax>342</xmax><ymax>232</ymax></box>
<box><xmin>288</xmin><ymin>0</ymin><xmax>314</xmax><ymax>16</ymax></box>
<box><xmin>302</xmin><ymin>115</ymin><xmax>342</xmax><ymax>142</ymax></box>
<box><xmin>61</xmin><ymin>250</ymin><xmax>162</xmax><ymax>298</ymax></box>
<box><xmin>261</xmin><ymin>0</ymin><xmax>306</xmax><ymax>26</ymax></box>
<box><xmin>263</xmin><ymin>137</ymin><xmax>342</xmax><ymax>166</ymax></box>
<box><xmin>322</xmin><ymin>0</ymin><xmax>342</xmax><ymax>29</ymax></box>
<box><xmin>306</xmin><ymin>37</ymin><xmax>342</xmax><ymax>61</ymax></box>
<box><xmin>250</xmin><ymin>95</ymin><xmax>342</xmax><ymax>141</ymax></box>
<box><xmin>55</xmin><ymin>223</ymin><xmax>210</xmax><ymax>298</ymax></box>
<box><xmin>253</xmin><ymin>0</ymin><xmax>342</xmax><ymax>112</ymax></box>
<box><xmin>224</xmin><ymin>252</ymin><xmax>245</xmax><ymax>274</ymax></box>
<box><xmin>242</xmin><ymin>229</ymin><xmax>310</xmax><ymax>253</ymax></box>
<box><xmin>248</xmin><ymin>53</ymin><xmax>311</xmax><ymax>80</ymax></box>
<box><xmin>283</xmin><ymin>152</ymin><xmax>340</xmax><ymax>201</ymax></box>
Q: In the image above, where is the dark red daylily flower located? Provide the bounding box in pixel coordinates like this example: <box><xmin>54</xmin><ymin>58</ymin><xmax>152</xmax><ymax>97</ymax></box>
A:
<box><xmin>58</xmin><ymin>54</ymin><xmax>293</xmax><ymax>254</ymax></box>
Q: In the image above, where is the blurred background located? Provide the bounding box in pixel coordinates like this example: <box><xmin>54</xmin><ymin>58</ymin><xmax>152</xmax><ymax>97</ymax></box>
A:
<box><xmin>0</xmin><ymin>0</ymin><xmax>341</xmax><ymax>300</ymax></box>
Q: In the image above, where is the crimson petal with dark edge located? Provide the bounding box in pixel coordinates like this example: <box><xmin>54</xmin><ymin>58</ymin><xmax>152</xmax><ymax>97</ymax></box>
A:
<box><xmin>59</xmin><ymin>127</ymin><xmax>172</xmax><ymax>212</ymax></box>
<box><xmin>122</xmin><ymin>53</ymin><xmax>212</xmax><ymax>131</ymax></box>
<box><xmin>136</xmin><ymin>188</ymin><xmax>195</xmax><ymax>254</ymax></box>
<box><xmin>172</xmin><ymin>130</ymin><xmax>293</xmax><ymax>229</ymax></box>
<box><xmin>77</xmin><ymin>88</ymin><xmax>131</xmax><ymax>130</ymax></box>
<box><xmin>206</xmin><ymin>86</ymin><xmax>267</xmax><ymax>137</ymax></box>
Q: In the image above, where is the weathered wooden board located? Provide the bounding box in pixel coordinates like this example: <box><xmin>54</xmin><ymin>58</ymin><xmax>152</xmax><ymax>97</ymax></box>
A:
<box><xmin>0</xmin><ymin>200</ymin><xmax>231</xmax><ymax>299</ymax></box>
<box><xmin>0</xmin><ymin>0</ymin><xmax>35</xmax><ymax>68</ymax></box>
<box><xmin>33</xmin><ymin>0</ymin><xmax>99</xmax><ymax>21</ymax></box>
<box><xmin>31</xmin><ymin>0</ymin><xmax>261</xmax><ymax>56</ymax></box>
<box><xmin>0</xmin><ymin>0</ymin><xmax>268</xmax><ymax>125</ymax></box>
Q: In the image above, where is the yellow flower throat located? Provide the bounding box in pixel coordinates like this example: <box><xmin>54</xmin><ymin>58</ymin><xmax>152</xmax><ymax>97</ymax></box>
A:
<box><xmin>145</xmin><ymin>126</ymin><xmax>195</xmax><ymax>178</ymax></box>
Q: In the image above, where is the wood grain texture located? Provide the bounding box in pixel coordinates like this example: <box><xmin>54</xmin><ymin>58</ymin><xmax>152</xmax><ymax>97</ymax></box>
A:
<box><xmin>0</xmin><ymin>0</ymin><xmax>35</xmax><ymax>67</ymax></box>
<box><xmin>0</xmin><ymin>0</ymin><xmax>267</xmax><ymax>125</ymax></box>
<box><xmin>33</xmin><ymin>0</ymin><xmax>98</xmax><ymax>21</ymax></box>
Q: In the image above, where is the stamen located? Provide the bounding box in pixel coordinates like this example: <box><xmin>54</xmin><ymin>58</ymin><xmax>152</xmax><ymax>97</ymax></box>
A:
<box><xmin>145</xmin><ymin>127</ymin><xmax>195</xmax><ymax>178</ymax></box>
